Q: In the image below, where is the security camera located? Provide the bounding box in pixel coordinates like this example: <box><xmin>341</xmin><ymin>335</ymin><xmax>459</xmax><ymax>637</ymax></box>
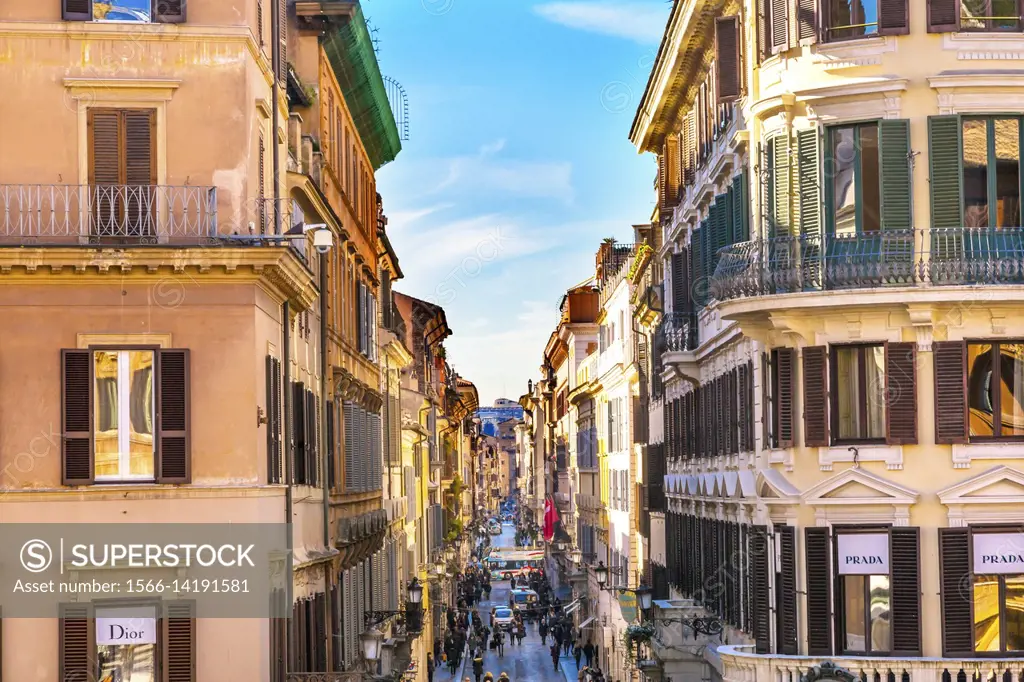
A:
<box><xmin>312</xmin><ymin>227</ymin><xmax>333</xmax><ymax>254</ymax></box>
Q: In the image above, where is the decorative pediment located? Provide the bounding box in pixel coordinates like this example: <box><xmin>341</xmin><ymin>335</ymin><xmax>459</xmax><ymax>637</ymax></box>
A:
<box><xmin>755</xmin><ymin>468</ymin><xmax>800</xmax><ymax>503</ymax></box>
<box><xmin>802</xmin><ymin>467</ymin><xmax>918</xmax><ymax>506</ymax></box>
<box><xmin>938</xmin><ymin>465</ymin><xmax>1024</xmax><ymax>506</ymax></box>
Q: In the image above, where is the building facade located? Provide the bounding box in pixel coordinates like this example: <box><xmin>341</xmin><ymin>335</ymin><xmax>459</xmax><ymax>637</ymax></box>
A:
<box><xmin>634</xmin><ymin>1</ymin><xmax>1024</xmax><ymax>681</ymax></box>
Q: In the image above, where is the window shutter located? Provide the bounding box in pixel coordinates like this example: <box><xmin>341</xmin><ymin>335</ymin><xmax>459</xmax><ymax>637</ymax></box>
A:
<box><xmin>804</xmin><ymin>527</ymin><xmax>832</xmax><ymax>655</ymax></box>
<box><xmin>153</xmin><ymin>0</ymin><xmax>186</xmax><ymax>23</ymax></box>
<box><xmin>802</xmin><ymin>346</ymin><xmax>829</xmax><ymax>447</ymax></box>
<box><xmin>277</xmin><ymin>0</ymin><xmax>289</xmax><ymax>83</ymax></box>
<box><xmin>163</xmin><ymin>600</ymin><xmax>196</xmax><ymax>682</ymax></box>
<box><xmin>715</xmin><ymin>16</ymin><xmax>741</xmax><ymax>103</ymax></box>
<box><xmin>257</xmin><ymin>0</ymin><xmax>265</xmax><ymax>47</ymax></box>
<box><xmin>796</xmin><ymin>128</ymin><xmax>822</xmax><ymax>239</ymax></box>
<box><xmin>315</xmin><ymin>592</ymin><xmax>327</xmax><ymax>671</ymax></box>
<box><xmin>665</xmin><ymin>136</ymin><xmax>681</xmax><ymax>208</ymax></box>
<box><xmin>878</xmin><ymin>0</ymin><xmax>909</xmax><ymax>34</ymax></box>
<box><xmin>796</xmin><ymin>0</ymin><xmax>818</xmax><ymax>43</ymax></box>
<box><xmin>63</xmin><ymin>0</ymin><xmax>93</xmax><ymax>21</ymax></box>
<box><xmin>59</xmin><ymin>603</ymin><xmax>95</xmax><ymax>680</ymax></box>
<box><xmin>266</xmin><ymin>355</ymin><xmax>279</xmax><ymax>484</ymax></box>
<box><xmin>751</xmin><ymin>526</ymin><xmax>771</xmax><ymax>653</ymax></box>
<box><xmin>940</xmin><ymin>527</ymin><xmax>972</xmax><ymax>655</ymax></box>
<box><xmin>738</xmin><ymin>363</ymin><xmax>750</xmax><ymax>452</ymax></box>
<box><xmin>778</xmin><ymin>526</ymin><xmax>797</xmax><ymax>655</ymax></box>
<box><xmin>886</xmin><ymin>342</ymin><xmax>918</xmax><ymax>445</ymax></box>
<box><xmin>891</xmin><ymin>526</ymin><xmax>922</xmax><ymax>655</ymax></box>
<box><xmin>934</xmin><ymin>341</ymin><xmax>969</xmax><ymax>443</ymax></box>
<box><xmin>61</xmin><ymin>349</ymin><xmax>94</xmax><ymax>486</ymax></box>
<box><xmin>879</xmin><ymin>119</ymin><xmax>913</xmax><ymax>231</ymax></box>
<box><xmin>327</xmin><ymin>400</ymin><xmax>335</xmax><ymax>490</ymax></box>
<box><xmin>157</xmin><ymin>349</ymin><xmax>190</xmax><ymax>484</ymax></box>
<box><xmin>732</xmin><ymin>171</ymin><xmax>750</xmax><ymax>243</ymax></box>
<box><xmin>770</xmin><ymin>0</ymin><xmax>789</xmax><ymax>52</ymax></box>
<box><xmin>124</xmin><ymin>109</ymin><xmax>156</xmax><ymax>186</ymax></box>
<box><xmin>344</xmin><ymin>402</ymin><xmax>354</xmax><ymax>491</ymax></box>
<box><xmin>776</xmin><ymin>348</ymin><xmax>796</xmax><ymax>448</ymax></box>
<box><xmin>305</xmin><ymin>390</ymin><xmax>318</xmax><ymax>487</ymax></box>
<box><xmin>293</xmin><ymin>383</ymin><xmax>306</xmax><ymax>484</ymax></box>
<box><xmin>771</xmin><ymin>135</ymin><xmax>791</xmax><ymax>235</ymax></box>
<box><xmin>928</xmin><ymin>115</ymin><xmax>964</xmax><ymax>230</ymax></box>
<box><xmin>927</xmin><ymin>0</ymin><xmax>960</xmax><ymax>32</ymax></box>
<box><xmin>88</xmin><ymin>109</ymin><xmax>121</xmax><ymax>236</ymax></box>
<box><xmin>757</xmin><ymin>0</ymin><xmax>770</xmax><ymax>60</ymax></box>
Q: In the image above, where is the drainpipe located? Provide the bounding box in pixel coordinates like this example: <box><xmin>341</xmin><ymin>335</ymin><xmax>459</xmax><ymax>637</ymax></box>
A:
<box><xmin>281</xmin><ymin>299</ymin><xmax>293</xmax><ymax>674</ymax></box>
<box><xmin>318</xmin><ymin>251</ymin><xmax>334</xmax><ymax>671</ymax></box>
<box><xmin>271</xmin><ymin>0</ymin><xmax>282</xmax><ymax>236</ymax></box>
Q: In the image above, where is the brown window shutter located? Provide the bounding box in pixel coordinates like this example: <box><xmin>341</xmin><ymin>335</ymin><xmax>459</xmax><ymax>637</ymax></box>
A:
<box><xmin>879</xmin><ymin>0</ymin><xmax>910</xmax><ymax>34</ymax></box>
<box><xmin>666</xmin><ymin>135</ymin><xmax>681</xmax><ymax>205</ymax></box>
<box><xmin>163</xmin><ymin>600</ymin><xmax>196</xmax><ymax>682</ymax></box>
<box><xmin>778</xmin><ymin>526</ymin><xmax>797</xmax><ymax>655</ymax></box>
<box><xmin>88</xmin><ymin>108</ymin><xmax>121</xmax><ymax>186</ymax></box>
<box><xmin>315</xmin><ymin>592</ymin><xmax>327</xmax><ymax>671</ymax></box>
<box><xmin>257</xmin><ymin>0</ymin><xmax>264</xmax><ymax>46</ymax></box>
<box><xmin>124</xmin><ymin>109</ymin><xmax>156</xmax><ymax>185</ymax></box>
<box><xmin>293</xmin><ymin>382</ymin><xmax>306</xmax><ymax>484</ymax></box>
<box><xmin>751</xmin><ymin>526</ymin><xmax>772</xmax><ymax>653</ymax></box>
<box><xmin>804</xmin><ymin>527</ymin><xmax>832</xmax><ymax>655</ymax></box>
<box><xmin>59</xmin><ymin>603</ymin><xmax>95</xmax><ymax>681</ymax></box>
<box><xmin>770</xmin><ymin>0</ymin><xmax>790</xmax><ymax>53</ymax></box>
<box><xmin>61</xmin><ymin>349</ymin><xmax>94</xmax><ymax>485</ymax></box>
<box><xmin>63</xmin><ymin>0</ymin><xmax>93</xmax><ymax>20</ymax></box>
<box><xmin>266</xmin><ymin>355</ymin><xmax>279</xmax><ymax>484</ymax></box>
<box><xmin>891</xmin><ymin>527</ymin><xmax>922</xmax><ymax>655</ymax></box>
<box><xmin>802</xmin><ymin>346</ymin><xmax>829</xmax><ymax>447</ymax></box>
<box><xmin>796</xmin><ymin>0</ymin><xmax>818</xmax><ymax>43</ymax></box>
<box><xmin>934</xmin><ymin>341</ymin><xmax>969</xmax><ymax>443</ymax></box>
<box><xmin>757</xmin><ymin>0</ymin><xmax>770</xmax><ymax>60</ymax></box>
<box><xmin>278</xmin><ymin>0</ymin><xmax>289</xmax><ymax>83</ymax></box>
<box><xmin>886</xmin><ymin>342</ymin><xmax>918</xmax><ymax>444</ymax></box>
<box><xmin>927</xmin><ymin>0</ymin><xmax>959</xmax><ymax>32</ymax></box>
<box><xmin>715</xmin><ymin>16</ymin><xmax>741</xmax><ymax>103</ymax></box>
<box><xmin>939</xmin><ymin>527</ymin><xmax>972</xmax><ymax>656</ymax></box>
<box><xmin>776</xmin><ymin>348</ymin><xmax>796</xmax><ymax>447</ymax></box>
<box><xmin>157</xmin><ymin>349</ymin><xmax>191</xmax><ymax>483</ymax></box>
<box><xmin>658</xmin><ymin>151</ymin><xmax>669</xmax><ymax>211</ymax></box>
<box><xmin>153</xmin><ymin>0</ymin><xmax>186</xmax><ymax>23</ymax></box>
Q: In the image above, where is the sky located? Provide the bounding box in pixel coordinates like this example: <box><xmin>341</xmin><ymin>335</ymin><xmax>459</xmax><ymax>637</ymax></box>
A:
<box><xmin>368</xmin><ymin>0</ymin><xmax>669</xmax><ymax>405</ymax></box>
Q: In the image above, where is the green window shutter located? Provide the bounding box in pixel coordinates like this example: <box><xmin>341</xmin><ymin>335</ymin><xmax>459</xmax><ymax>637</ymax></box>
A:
<box><xmin>690</xmin><ymin>234</ymin><xmax>703</xmax><ymax>307</ymax></box>
<box><xmin>725</xmin><ymin>185</ymin><xmax>737</xmax><ymax>245</ymax></box>
<box><xmin>929</xmin><ymin>115</ymin><xmax>963</xmax><ymax>230</ymax></box>
<box><xmin>796</xmin><ymin>128</ymin><xmax>822</xmax><ymax>239</ymax></box>
<box><xmin>879</xmin><ymin>119</ymin><xmax>913</xmax><ymax>230</ymax></box>
<box><xmin>735</xmin><ymin>170</ymin><xmax>750</xmax><ymax>241</ymax></box>
<box><xmin>772</xmin><ymin>135</ymin><xmax>791</xmax><ymax>235</ymax></box>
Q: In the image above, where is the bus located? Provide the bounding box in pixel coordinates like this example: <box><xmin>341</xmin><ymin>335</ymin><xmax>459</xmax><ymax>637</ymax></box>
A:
<box><xmin>484</xmin><ymin>549</ymin><xmax>544</xmax><ymax>580</ymax></box>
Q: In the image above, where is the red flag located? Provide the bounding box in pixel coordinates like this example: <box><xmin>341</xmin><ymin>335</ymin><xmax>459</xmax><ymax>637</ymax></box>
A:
<box><xmin>543</xmin><ymin>496</ymin><xmax>559</xmax><ymax>542</ymax></box>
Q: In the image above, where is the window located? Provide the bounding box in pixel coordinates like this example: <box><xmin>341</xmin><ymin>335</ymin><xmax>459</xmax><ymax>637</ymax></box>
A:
<box><xmin>962</xmin><ymin>118</ymin><xmax>1021</xmax><ymax>228</ymax></box>
<box><xmin>94</xmin><ymin>349</ymin><xmax>155</xmax><ymax>481</ymax></box>
<box><xmin>826</xmin><ymin>0</ymin><xmax>880</xmax><ymax>39</ymax></box>
<box><xmin>961</xmin><ymin>0</ymin><xmax>1021</xmax><ymax>31</ymax></box>
<box><xmin>87</xmin><ymin>108</ymin><xmax>156</xmax><ymax>238</ymax></box>
<box><xmin>967</xmin><ymin>342</ymin><xmax>1024</xmax><ymax>439</ymax></box>
<box><xmin>766</xmin><ymin>348</ymin><xmax>796</xmax><ymax>449</ymax></box>
<box><xmin>831</xmin><ymin>345</ymin><xmax>886</xmax><ymax>442</ymax></box>
<box><xmin>97</xmin><ymin>605</ymin><xmax>158</xmax><ymax>679</ymax></box>
<box><xmin>841</xmin><ymin>574</ymin><xmax>891</xmax><ymax>653</ymax></box>
<box><xmin>62</xmin><ymin>0</ymin><xmax>185</xmax><ymax>23</ymax></box>
<box><xmin>829</xmin><ymin>123</ymin><xmax>881</xmax><ymax>234</ymax></box>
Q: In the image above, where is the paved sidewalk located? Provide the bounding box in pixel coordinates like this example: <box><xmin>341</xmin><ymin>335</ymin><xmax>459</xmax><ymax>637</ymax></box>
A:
<box><xmin>558</xmin><ymin>653</ymin><xmax>579</xmax><ymax>682</ymax></box>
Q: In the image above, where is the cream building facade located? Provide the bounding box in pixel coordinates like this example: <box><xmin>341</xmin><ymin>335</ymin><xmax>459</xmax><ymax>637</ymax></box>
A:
<box><xmin>633</xmin><ymin>0</ymin><xmax>1024</xmax><ymax>680</ymax></box>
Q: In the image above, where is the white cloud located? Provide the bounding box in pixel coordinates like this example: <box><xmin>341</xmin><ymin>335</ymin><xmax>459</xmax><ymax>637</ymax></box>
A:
<box><xmin>533</xmin><ymin>1</ymin><xmax>669</xmax><ymax>44</ymax></box>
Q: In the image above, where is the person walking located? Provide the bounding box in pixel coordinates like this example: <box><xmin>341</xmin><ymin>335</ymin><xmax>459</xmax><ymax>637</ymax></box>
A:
<box><xmin>516</xmin><ymin>620</ymin><xmax>526</xmax><ymax>645</ymax></box>
<box><xmin>550</xmin><ymin>642</ymin><xmax>561</xmax><ymax>670</ymax></box>
<box><xmin>494</xmin><ymin>628</ymin><xmax>505</xmax><ymax>658</ymax></box>
<box><xmin>574</xmin><ymin>637</ymin><xmax>583</xmax><ymax>669</ymax></box>
<box><xmin>426</xmin><ymin>653</ymin><xmax>435</xmax><ymax>682</ymax></box>
<box><xmin>563</xmin><ymin>626</ymin><xmax>573</xmax><ymax>655</ymax></box>
<box><xmin>583</xmin><ymin>639</ymin><xmax>595</xmax><ymax>668</ymax></box>
<box><xmin>472</xmin><ymin>651</ymin><xmax>484</xmax><ymax>682</ymax></box>
<box><xmin>539</xmin><ymin>619</ymin><xmax>548</xmax><ymax>645</ymax></box>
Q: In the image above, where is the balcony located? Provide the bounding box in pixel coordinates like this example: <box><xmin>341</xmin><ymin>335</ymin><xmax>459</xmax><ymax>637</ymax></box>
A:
<box><xmin>287</xmin><ymin>674</ymin><xmax>362</xmax><ymax>682</ymax></box>
<box><xmin>719</xmin><ymin>644</ymin><xmax>1024</xmax><ymax>682</ymax></box>
<box><xmin>659</xmin><ymin>312</ymin><xmax>698</xmax><ymax>353</ymax></box>
<box><xmin>710</xmin><ymin>228</ymin><xmax>1024</xmax><ymax>303</ymax></box>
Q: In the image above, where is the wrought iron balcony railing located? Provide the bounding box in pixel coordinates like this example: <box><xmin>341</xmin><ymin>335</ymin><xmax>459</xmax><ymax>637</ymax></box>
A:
<box><xmin>710</xmin><ymin>227</ymin><xmax>1024</xmax><ymax>301</ymax></box>
<box><xmin>286</xmin><ymin>673</ymin><xmax>363</xmax><ymax>682</ymax></box>
<box><xmin>659</xmin><ymin>312</ymin><xmax>698</xmax><ymax>353</ymax></box>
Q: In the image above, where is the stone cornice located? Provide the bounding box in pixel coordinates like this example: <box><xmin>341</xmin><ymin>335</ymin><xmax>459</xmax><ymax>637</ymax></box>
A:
<box><xmin>0</xmin><ymin>246</ymin><xmax>317</xmax><ymax>310</ymax></box>
<box><xmin>333</xmin><ymin>365</ymin><xmax>383</xmax><ymax>411</ymax></box>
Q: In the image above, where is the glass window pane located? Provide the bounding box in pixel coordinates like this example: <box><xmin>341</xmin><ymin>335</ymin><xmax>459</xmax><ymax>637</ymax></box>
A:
<box><xmin>94</xmin><ymin>351</ymin><xmax>120</xmax><ymax>478</ymax></box>
<box><xmin>832</xmin><ymin>127</ymin><xmax>858</xmax><ymax>236</ymax></box>
<box><xmin>861</xmin><ymin>0</ymin><xmax>880</xmax><ymax>34</ymax></box>
<box><xmin>869</xmin><ymin>575</ymin><xmax>891</xmax><ymax>652</ymax></box>
<box><xmin>865</xmin><ymin>346</ymin><xmax>886</xmax><ymax>438</ymax></box>
<box><xmin>95</xmin><ymin>0</ymin><xmax>153</xmax><ymax>22</ymax></box>
<box><xmin>994</xmin><ymin>118</ymin><xmax>1021</xmax><ymax>228</ymax></box>
<box><xmin>1007</xmin><ymin>575</ymin><xmax>1024</xmax><ymax>650</ymax></box>
<box><xmin>994</xmin><ymin>0</ymin><xmax>1021</xmax><ymax>30</ymax></box>
<box><xmin>836</xmin><ymin>348</ymin><xmax>863</xmax><ymax>439</ymax></box>
<box><xmin>974</xmin><ymin>574</ymin><xmax>1002</xmax><ymax>652</ymax></box>
<box><xmin>96</xmin><ymin>606</ymin><xmax>157</xmax><ymax>681</ymax></box>
<box><xmin>999</xmin><ymin>344</ymin><xmax>1024</xmax><ymax>436</ymax></box>
<box><xmin>968</xmin><ymin>343</ymin><xmax>996</xmax><ymax>437</ymax></box>
<box><xmin>964</xmin><ymin>119</ymin><xmax>990</xmax><ymax>227</ymax></box>
<box><xmin>861</xmin><ymin>126</ymin><xmax>881</xmax><ymax>232</ymax></box>
<box><xmin>845</xmin><ymin>574</ymin><xmax>867</xmax><ymax>652</ymax></box>
<box><xmin>961</xmin><ymin>0</ymin><xmax>986</xmax><ymax>29</ymax></box>
<box><xmin>128</xmin><ymin>351</ymin><xmax>155</xmax><ymax>477</ymax></box>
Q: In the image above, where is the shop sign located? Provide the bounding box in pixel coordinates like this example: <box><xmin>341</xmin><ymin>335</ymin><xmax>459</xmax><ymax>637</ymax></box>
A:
<box><xmin>835</xmin><ymin>533</ymin><xmax>889</xmax><ymax>575</ymax></box>
<box><xmin>96</xmin><ymin>615</ymin><xmax>157</xmax><ymax>645</ymax></box>
<box><xmin>973</xmin><ymin>533</ymin><xmax>1024</xmax><ymax>574</ymax></box>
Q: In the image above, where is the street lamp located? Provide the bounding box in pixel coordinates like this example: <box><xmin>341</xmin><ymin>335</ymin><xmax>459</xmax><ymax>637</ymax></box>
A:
<box><xmin>407</xmin><ymin>578</ymin><xmax>424</xmax><ymax>605</ymax></box>
<box><xmin>634</xmin><ymin>585</ymin><xmax>654</xmax><ymax>611</ymax></box>
<box><xmin>360</xmin><ymin>626</ymin><xmax>384</xmax><ymax>663</ymax></box>
<box><xmin>569</xmin><ymin>548</ymin><xmax>582</xmax><ymax>565</ymax></box>
<box><xmin>594</xmin><ymin>561</ymin><xmax>608</xmax><ymax>588</ymax></box>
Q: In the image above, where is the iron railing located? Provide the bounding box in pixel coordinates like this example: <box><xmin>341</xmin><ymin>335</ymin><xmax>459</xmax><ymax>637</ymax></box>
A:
<box><xmin>659</xmin><ymin>312</ymin><xmax>698</xmax><ymax>353</ymax></box>
<box><xmin>287</xmin><ymin>673</ymin><xmax>363</xmax><ymax>682</ymax></box>
<box><xmin>710</xmin><ymin>228</ymin><xmax>1024</xmax><ymax>301</ymax></box>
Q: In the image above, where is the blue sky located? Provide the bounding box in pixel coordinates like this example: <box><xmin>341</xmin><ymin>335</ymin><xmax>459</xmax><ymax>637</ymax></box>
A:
<box><xmin>368</xmin><ymin>0</ymin><xmax>669</xmax><ymax>404</ymax></box>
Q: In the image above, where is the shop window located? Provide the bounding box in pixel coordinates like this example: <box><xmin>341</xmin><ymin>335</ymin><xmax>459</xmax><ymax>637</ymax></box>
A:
<box><xmin>831</xmin><ymin>345</ymin><xmax>886</xmax><ymax>443</ymax></box>
<box><xmin>967</xmin><ymin>342</ymin><xmax>1024</xmax><ymax>439</ymax></box>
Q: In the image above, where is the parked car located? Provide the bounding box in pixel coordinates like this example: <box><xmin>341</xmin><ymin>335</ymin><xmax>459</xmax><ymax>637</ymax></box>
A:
<box><xmin>492</xmin><ymin>607</ymin><xmax>515</xmax><ymax>631</ymax></box>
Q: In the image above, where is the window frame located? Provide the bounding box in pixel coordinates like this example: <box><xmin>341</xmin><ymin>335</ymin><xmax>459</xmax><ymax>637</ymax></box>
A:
<box><xmin>960</xmin><ymin>116</ymin><xmax>1024</xmax><ymax>228</ymax></box>
<box><xmin>826</xmin><ymin>121</ymin><xmax>883</xmax><ymax>236</ymax></box>
<box><xmin>91</xmin><ymin>344</ymin><xmax>160</xmax><ymax>483</ymax></box>
<box><xmin>95</xmin><ymin>601</ymin><xmax>160</xmax><ymax>677</ymax></box>
<box><xmin>829</xmin><ymin>343</ymin><xmax>888</xmax><ymax>445</ymax></box>
<box><xmin>823</xmin><ymin>0</ymin><xmax>881</xmax><ymax>41</ymax></box>
<box><xmin>960</xmin><ymin>0</ymin><xmax>1023</xmax><ymax>32</ymax></box>
<box><xmin>832</xmin><ymin>525</ymin><xmax>893</xmax><ymax>656</ymax></box>
<box><xmin>966</xmin><ymin>524</ymin><xmax>1024</xmax><ymax>655</ymax></box>
<box><xmin>966</xmin><ymin>340</ymin><xmax>1024</xmax><ymax>442</ymax></box>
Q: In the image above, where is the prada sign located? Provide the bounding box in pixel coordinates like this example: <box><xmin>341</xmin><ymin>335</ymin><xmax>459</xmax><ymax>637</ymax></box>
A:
<box><xmin>836</xmin><ymin>533</ymin><xmax>889</xmax><ymax>575</ymax></box>
<box><xmin>973</xmin><ymin>532</ymin><xmax>1024</xmax><ymax>574</ymax></box>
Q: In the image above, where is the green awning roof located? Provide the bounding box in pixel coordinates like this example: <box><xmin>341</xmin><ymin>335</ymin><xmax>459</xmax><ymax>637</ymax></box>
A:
<box><xmin>321</xmin><ymin>3</ymin><xmax>402</xmax><ymax>170</ymax></box>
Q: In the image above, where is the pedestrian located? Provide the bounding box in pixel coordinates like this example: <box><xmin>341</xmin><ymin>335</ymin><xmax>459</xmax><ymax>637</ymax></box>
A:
<box><xmin>539</xmin><ymin>620</ymin><xmax>548</xmax><ymax>645</ymax></box>
<box><xmin>564</xmin><ymin>626</ymin><xmax>573</xmax><ymax>655</ymax></box>
<box><xmin>498</xmin><ymin>673</ymin><xmax>510</xmax><ymax>682</ymax></box>
<box><xmin>574</xmin><ymin>638</ymin><xmax>583</xmax><ymax>669</ymax></box>
<box><xmin>494</xmin><ymin>628</ymin><xmax>505</xmax><ymax>658</ymax></box>
<box><xmin>583</xmin><ymin>639</ymin><xmax>595</xmax><ymax>667</ymax></box>
<box><xmin>550</xmin><ymin>642</ymin><xmax>561</xmax><ymax>670</ymax></box>
<box><xmin>517</xmin><ymin>621</ymin><xmax>526</xmax><ymax>645</ymax></box>
<box><xmin>472</xmin><ymin>651</ymin><xmax>484</xmax><ymax>682</ymax></box>
<box><xmin>426</xmin><ymin>653</ymin><xmax>435</xmax><ymax>682</ymax></box>
<box><xmin>434</xmin><ymin>639</ymin><xmax>442</xmax><ymax>661</ymax></box>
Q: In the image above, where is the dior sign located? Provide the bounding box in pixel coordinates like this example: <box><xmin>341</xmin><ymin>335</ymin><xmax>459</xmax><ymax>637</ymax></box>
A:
<box><xmin>836</xmin><ymin>533</ymin><xmax>889</xmax><ymax>575</ymax></box>
<box><xmin>973</xmin><ymin>533</ymin><xmax>1024</xmax><ymax>574</ymax></box>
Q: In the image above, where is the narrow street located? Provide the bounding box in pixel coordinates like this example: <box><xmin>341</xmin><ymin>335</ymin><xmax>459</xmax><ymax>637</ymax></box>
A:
<box><xmin>434</xmin><ymin>523</ymin><xmax>577</xmax><ymax>682</ymax></box>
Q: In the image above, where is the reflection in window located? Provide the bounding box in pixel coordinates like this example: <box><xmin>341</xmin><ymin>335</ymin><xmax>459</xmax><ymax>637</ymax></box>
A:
<box><xmin>827</xmin><ymin>0</ymin><xmax>879</xmax><ymax>40</ymax></box>
<box><xmin>962</xmin><ymin>118</ymin><xmax>1022</xmax><ymax>228</ymax></box>
<box><xmin>832</xmin><ymin>127</ymin><xmax>857</xmax><ymax>235</ymax></box>
<box><xmin>961</xmin><ymin>0</ymin><xmax>1021</xmax><ymax>32</ymax></box>
<box><xmin>96</xmin><ymin>607</ymin><xmax>157</xmax><ymax>682</ymax></box>
<box><xmin>94</xmin><ymin>1</ymin><xmax>153</xmax><ymax>22</ymax></box>
<box><xmin>94</xmin><ymin>350</ymin><xmax>155</xmax><ymax>480</ymax></box>
<box><xmin>975</xmin><ymin>574</ymin><xmax>1001</xmax><ymax>652</ymax></box>
<box><xmin>968</xmin><ymin>342</ymin><xmax>1024</xmax><ymax>439</ymax></box>
<box><xmin>869</xmin><ymin>575</ymin><xmax>891</xmax><ymax>651</ymax></box>
<box><xmin>829</xmin><ymin>124</ymin><xmax>880</xmax><ymax>234</ymax></box>
<box><xmin>844</xmin><ymin>575</ymin><xmax>867</xmax><ymax>651</ymax></box>
<box><xmin>834</xmin><ymin>345</ymin><xmax>886</xmax><ymax>441</ymax></box>
<box><xmin>843</xmin><ymin>573</ymin><xmax>890</xmax><ymax>653</ymax></box>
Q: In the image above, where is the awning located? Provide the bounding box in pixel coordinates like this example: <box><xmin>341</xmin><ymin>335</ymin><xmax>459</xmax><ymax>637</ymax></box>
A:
<box><xmin>563</xmin><ymin>600</ymin><xmax>581</xmax><ymax>615</ymax></box>
<box><xmin>579</xmin><ymin>615</ymin><xmax>597</xmax><ymax>629</ymax></box>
